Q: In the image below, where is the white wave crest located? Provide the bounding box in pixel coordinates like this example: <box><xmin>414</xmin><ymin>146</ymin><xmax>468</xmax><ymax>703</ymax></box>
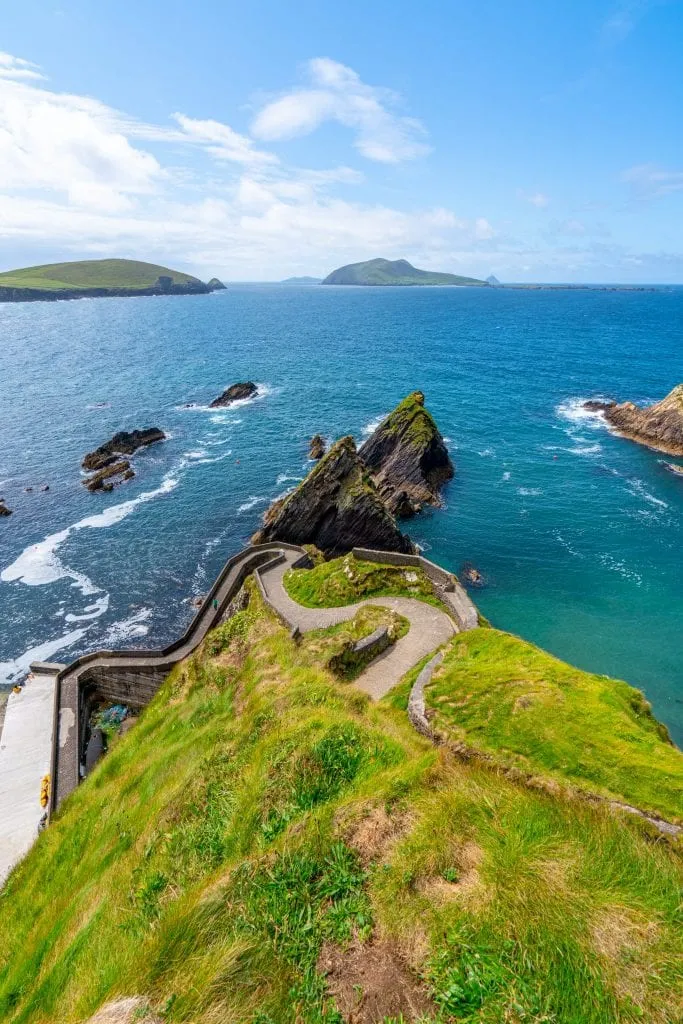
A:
<box><xmin>517</xmin><ymin>487</ymin><xmax>543</xmax><ymax>496</ymax></box>
<box><xmin>0</xmin><ymin>627</ymin><xmax>88</xmax><ymax>685</ymax></box>
<box><xmin>237</xmin><ymin>495</ymin><xmax>269</xmax><ymax>513</ymax></box>
<box><xmin>361</xmin><ymin>413</ymin><xmax>388</xmax><ymax>437</ymax></box>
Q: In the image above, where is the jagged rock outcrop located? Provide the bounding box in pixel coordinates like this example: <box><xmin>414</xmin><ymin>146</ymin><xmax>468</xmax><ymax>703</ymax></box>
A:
<box><xmin>82</xmin><ymin>428</ymin><xmax>165</xmax><ymax>472</ymax></box>
<box><xmin>359</xmin><ymin>391</ymin><xmax>454</xmax><ymax>515</ymax></box>
<box><xmin>252</xmin><ymin>436</ymin><xmax>415</xmax><ymax>557</ymax></box>
<box><xmin>84</xmin><ymin>460</ymin><xmax>135</xmax><ymax>492</ymax></box>
<box><xmin>309</xmin><ymin>434</ymin><xmax>326</xmax><ymax>460</ymax></box>
<box><xmin>209</xmin><ymin>382</ymin><xmax>258</xmax><ymax>408</ymax></box>
<box><xmin>585</xmin><ymin>385</ymin><xmax>683</xmax><ymax>456</ymax></box>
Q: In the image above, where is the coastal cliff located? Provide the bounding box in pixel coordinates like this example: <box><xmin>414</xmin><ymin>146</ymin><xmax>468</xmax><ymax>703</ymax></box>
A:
<box><xmin>252</xmin><ymin>436</ymin><xmax>415</xmax><ymax>555</ymax></box>
<box><xmin>586</xmin><ymin>384</ymin><xmax>683</xmax><ymax>455</ymax></box>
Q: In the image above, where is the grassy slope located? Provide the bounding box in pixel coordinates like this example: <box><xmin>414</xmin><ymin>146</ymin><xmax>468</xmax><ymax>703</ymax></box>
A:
<box><xmin>413</xmin><ymin>627</ymin><xmax>683</xmax><ymax>822</ymax></box>
<box><xmin>284</xmin><ymin>553</ymin><xmax>444</xmax><ymax>609</ymax></box>
<box><xmin>0</xmin><ymin>259</ymin><xmax>201</xmax><ymax>292</ymax></box>
<box><xmin>0</xmin><ymin>581</ymin><xmax>681</xmax><ymax>1024</ymax></box>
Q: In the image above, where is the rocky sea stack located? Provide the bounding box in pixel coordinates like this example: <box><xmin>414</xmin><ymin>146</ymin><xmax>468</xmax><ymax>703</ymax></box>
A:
<box><xmin>309</xmin><ymin>434</ymin><xmax>326</xmax><ymax>460</ymax></box>
<box><xmin>585</xmin><ymin>385</ymin><xmax>683</xmax><ymax>456</ymax></box>
<box><xmin>359</xmin><ymin>391</ymin><xmax>454</xmax><ymax>515</ymax></box>
<box><xmin>209</xmin><ymin>381</ymin><xmax>258</xmax><ymax>408</ymax></box>
<box><xmin>253</xmin><ymin>391</ymin><xmax>453</xmax><ymax>555</ymax></box>
<box><xmin>252</xmin><ymin>436</ymin><xmax>415</xmax><ymax>556</ymax></box>
<box><xmin>82</xmin><ymin>427</ymin><xmax>165</xmax><ymax>491</ymax></box>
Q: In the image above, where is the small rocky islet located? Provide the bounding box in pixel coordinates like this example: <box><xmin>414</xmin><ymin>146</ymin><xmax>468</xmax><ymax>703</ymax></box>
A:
<box><xmin>209</xmin><ymin>381</ymin><xmax>258</xmax><ymax>408</ymax></box>
<box><xmin>585</xmin><ymin>384</ymin><xmax>683</xmax><ymax>457</ymax></box>
<box><xmin>253</xmin><ymin>391</ymin><xmax>453</xmax><ymax>556</ymax></box>
<box><xmin>81</xmin><ymin>427</ymin><xmax>166</xmax><ymax>492</ymax></box>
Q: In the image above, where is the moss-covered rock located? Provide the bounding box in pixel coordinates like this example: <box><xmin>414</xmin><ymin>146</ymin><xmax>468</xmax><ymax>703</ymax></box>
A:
<box><xmin>359</xmin><ymin>391</ymin><xmax>454</xmax><ymax>515</ymax></box>
<box><xmin>252</xmin><ymin>436</ymin><xmax>415</xmax><ymax>556</ymax></box>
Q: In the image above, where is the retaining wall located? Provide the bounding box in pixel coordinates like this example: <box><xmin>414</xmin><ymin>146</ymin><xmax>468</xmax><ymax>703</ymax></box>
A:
<box><xmin>351</xmin><ymin>547</ymin><xmax>479</xmax><ymax>631</ymax></box>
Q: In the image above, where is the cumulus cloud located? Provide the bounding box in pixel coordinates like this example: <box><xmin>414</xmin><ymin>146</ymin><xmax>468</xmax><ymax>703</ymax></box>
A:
<box><xmin>622</xmin><ymin>163</ymin><xmax>683</xmax><ymax>199</ymax></box>
<box><xmin>251</xmin><ymin>57</ymin><xmax>430</xmax><ymax>163</ymax></box>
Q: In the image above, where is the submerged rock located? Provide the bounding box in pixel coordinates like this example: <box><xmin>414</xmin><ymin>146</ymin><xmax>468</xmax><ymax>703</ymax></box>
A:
<box><xmin>663</xmin><ymin>461</ymin><xmax>683</xmax><ymax>477</ymax></box>
<box><xmin>83</xmin><ymin>460</ymin><xmax>135</xmax><ymax>492</ymax></box>
<box><xmin>252</xmin><ymin>436</ymin><xmax>415</xmax><ymax>557</ymax></box>
<box><xmin>209</xmin><ymin>381</ymin><xmax>258</xmax><ymax>408</ymax></box>
<box><xmin>309</xmin><ymin>434</ymin><xmax>326</xmax><ymax>460</ymax></box>
<box><xmin>584</xmin><ymin>385</ymin><xmax>683</xmax><ymax>455</ymax></box>
<box><xmin>359</xmin><ymin>391</ymin><xmax>454</xmax><ymax>516</ymax></box>
<box><xmin>82</xmin><ymin>427</ymin><xmax>165</xmax><ymax>472</ymax></box>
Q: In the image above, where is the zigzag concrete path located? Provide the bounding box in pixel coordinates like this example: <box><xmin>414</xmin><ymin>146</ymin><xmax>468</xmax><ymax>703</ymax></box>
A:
<box><xmin>258</xmin><ymin>549</ymin><xmax>456</xmax><ymax>699</ymax></box>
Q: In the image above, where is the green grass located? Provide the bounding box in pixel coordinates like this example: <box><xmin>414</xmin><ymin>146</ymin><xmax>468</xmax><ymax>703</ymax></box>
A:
<box><xmin>0</xmin><ymin>580</ymin><xmax>681</xmax><ymax>1023</ymax></box>
<box><xmin>301</xmin><ymin>605</ymin><xmax>409</xmax><ymax>680</ymax></box>
<box><xmin>0</xmin><ymin>259</ymin><xmax>201</xmax><ymax>292</ymax></box>
<box><xmin>284</xmin><ymin>553</ymin><xmax>444</xmax><ymax>609</ymax></box>
<box><xmin>418</xmin><ymin>627</ymin><xmax>683</xmax><ymax>822</ymax></box>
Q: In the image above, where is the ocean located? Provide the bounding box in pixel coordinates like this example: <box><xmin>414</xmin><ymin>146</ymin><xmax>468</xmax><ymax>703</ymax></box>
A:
<box><xmin>1</xmin><ymin>284</ymin><xmax>682</xmax><ymax>743</ymax></box>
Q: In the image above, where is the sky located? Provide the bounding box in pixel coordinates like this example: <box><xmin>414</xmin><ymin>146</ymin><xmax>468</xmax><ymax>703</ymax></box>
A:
<box><xmin>0</xmin><ymin>0</ymin><xmax>682</xmax><ymax>282</ymax></box>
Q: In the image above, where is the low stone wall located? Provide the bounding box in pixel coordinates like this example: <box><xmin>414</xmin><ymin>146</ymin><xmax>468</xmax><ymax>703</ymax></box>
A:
<box><xmin>329</xmin><ymin>626</ymin><xmax>391</xmax><ymax>676</ymax></box>
<box><xmin>407</xmin><ymin>652</ymin><xmax>443</xmax><ymax>739</ymax></box>
<box><xmin>351</xmin><ymin>546</ymin><xmax>479</xmax><ymax>631</ymax></box>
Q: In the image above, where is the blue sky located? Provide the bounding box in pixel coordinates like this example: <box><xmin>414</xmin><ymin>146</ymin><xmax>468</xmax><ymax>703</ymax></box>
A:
<box><xmin>1</xmin><ymin>0</ymin><xmax>682</xmax><ymax>281</ymax></box>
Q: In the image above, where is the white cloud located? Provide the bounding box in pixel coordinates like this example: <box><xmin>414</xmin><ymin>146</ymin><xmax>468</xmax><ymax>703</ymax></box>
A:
<box><xmin>0</xmin><ymin>52</ymin><xmax>45</xmax><ymax>81</ymax></box>
<box><xmin>518</xmin><ymin>190</ymin><xmax>550</xmax><ymax>208</ymax></box>
<box><xmin>251</xmin><ymin>57</ymin><xmax>430</xmax><ymax>163</ymax></box>
<box><xmin>622</xmin><ymin>163</ymin><xmax>683</xmax><ymax>199</ymax></box>
<box><xmin>172</xmin><ymin>114</ymin><xmax>278</xmax><ymax>165</ymax></box>
<box><xmin>0</xmin><ymin>69</ymin><xmax>161</xmax><ymax>209</ymax></box>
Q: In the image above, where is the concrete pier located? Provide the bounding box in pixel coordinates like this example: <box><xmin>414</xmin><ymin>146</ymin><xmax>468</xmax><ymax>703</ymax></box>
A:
<box><xmin>0</xmin><ymin>668</ymin><xmax>57</xmax><ymax>884</ymax></box>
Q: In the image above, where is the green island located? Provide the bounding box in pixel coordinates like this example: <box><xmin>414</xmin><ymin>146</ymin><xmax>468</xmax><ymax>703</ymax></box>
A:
<box><xmin>0</xmin><ymin>258</ymin><xmax>225</xmax><ymax>302</ymax></box>
<box><xmin>1</xmin><ymin>567</ymin><xmax>681</xmax><ymax>1024</ymax></box>
<box><xmin>321</xmin><ymin>257</ymin><xmax>487</xmax><ymax>287</ymax></box>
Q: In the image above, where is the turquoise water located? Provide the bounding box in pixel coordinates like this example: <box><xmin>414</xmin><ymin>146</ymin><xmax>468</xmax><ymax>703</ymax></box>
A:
<box><xmin>1</xmin><ymin>285</ymin><xmax>682</xmax><ymax>743</ymax></box>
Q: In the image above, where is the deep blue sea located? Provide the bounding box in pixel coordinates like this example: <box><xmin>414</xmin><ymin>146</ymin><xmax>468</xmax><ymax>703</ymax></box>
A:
<box><xmin>1</xmin><ymin>285</ymin><xmax>682</xmax><ymax>743</ymax></box>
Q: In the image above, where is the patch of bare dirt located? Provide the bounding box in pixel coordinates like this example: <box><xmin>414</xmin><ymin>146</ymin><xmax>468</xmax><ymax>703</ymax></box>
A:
<box><xmin>418</xmin><ymin>840</ymin><xmax>486</xmax><ymax>908</ymax></box>
<box><xmin>318</xmin><ymin>938</ymin><xmax>434</xmax><ymax>1023</ymax></box>
<box><xmin>85</xmin><ymin>997</ymin><xmax>159</xmax><ymax>1023</ymax></box>
<box><xmin>591</xmin><ymin>906</ymin><xmax>674</xmax><ymax>1020</ymax></box>
<box><xmin>345</xmin><ymin>804</ymin><xmax>414</xmax><ymax>867</ymax></box>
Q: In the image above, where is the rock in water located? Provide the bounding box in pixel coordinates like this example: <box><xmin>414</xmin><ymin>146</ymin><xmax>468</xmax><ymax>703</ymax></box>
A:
<box><xmin>209</xmin><ymin>382</ymin><xmax>258</xmax><ymax>408</ymax></box>
<box><xmin>207</xmin><ymin>278</ymin><xmax>226</xmax><ymax>291</ymax></box>
<box><xmin>252</xmin><ymin>436</ymin><xmax>415</xmax><ymax>557</ymax></box>
<box><xmin>0</xmin><ymin>500</ymin><xmax>12</xmax><ymax>517</ymax></box>
<box><xmin>359</xmin><ymin>391</ymin><xmax>454</xmax><ymax>515</ymax></box>
<box><xmin>584</xmin><ymin>385</ymin><xmax>683</xmax><ymax>455</ymax></box>
<box><xmin>82</xmin><ymin>428</ymin><xmax>165</xmax><ymax>472</ymax></box>
<box><xmin>309</xmin><ymin>434</ymin><xmax>326</xmax><ymax>460</ymax></box>
<box><xmin>83</xmin><ymin>460</ymin><xmax>135</xmax><ymax>492</ymax></box>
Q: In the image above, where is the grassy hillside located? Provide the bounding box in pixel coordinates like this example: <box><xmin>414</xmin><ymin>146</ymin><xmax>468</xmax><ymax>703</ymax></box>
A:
<box><xmin>395</xmin><ymin>627</ymin><xmax>682</xmax><ymax>822</ymax></box>
<box><xmin>322</xmin><ymin>258</ymin><xmax>487</xmax><ymax>286</ymax></box>
<box><xmin>1</xmin><ymin>578</ymin><xmax>681</xmax><ymax>1024</ymax></box>
<box><xmin>0</xmin><ymin>258</ymin><xmax>203</xmax><ymax>292</ymax></box>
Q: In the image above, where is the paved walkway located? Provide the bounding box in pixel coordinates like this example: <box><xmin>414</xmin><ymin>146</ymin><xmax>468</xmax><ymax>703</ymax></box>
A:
<box><xmin>258</xmin><ymin>550</ymin><xmax>456</xmax><ymax>699</ymax></box>
<box><xmin>0</xmin><ymin>670</ymin><xmax>56</xmax><ymax>884</ymax></box>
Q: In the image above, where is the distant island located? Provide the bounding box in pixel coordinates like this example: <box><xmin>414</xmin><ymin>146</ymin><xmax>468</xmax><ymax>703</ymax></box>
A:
<box><xmin>321</xmin><ymin>257</ymin><xmax>487</xmax><ymax>287</ymax></box>
<box><xmin>279</xmin><ymin>276</ymin><xmax>322</xmax><ymax>285</ymax></box>
<box><xmin>0</xmin><ymin>259</ymin><xmax>226</xmax><ymax>303</ymax></box>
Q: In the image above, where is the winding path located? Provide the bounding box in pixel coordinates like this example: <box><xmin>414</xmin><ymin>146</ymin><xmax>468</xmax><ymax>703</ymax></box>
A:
<box><xmin>258</xmin><ymin>548</ymin><xmax>456</xmax><ymax>699</ymax></box>
<box><xmin>0</xmin><ymin>542</ymin><xmax>471</xmax><ymax>886</ymax></box>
